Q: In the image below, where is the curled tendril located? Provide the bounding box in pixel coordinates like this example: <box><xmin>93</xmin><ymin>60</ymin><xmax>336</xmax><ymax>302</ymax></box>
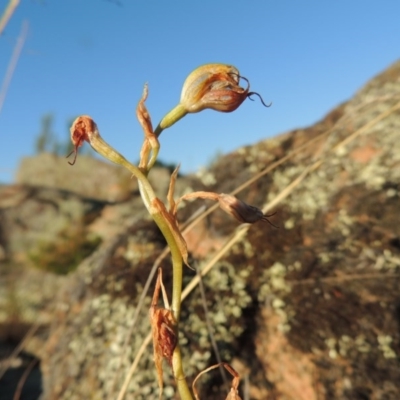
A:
<box><xmin>66</xmin><ymin>146</ymin><xmax>79</xmax><ymax>165</ymax></box>
<box><xmin>262</xmin><ymin>211</ymin><xmax>279</xmax><ymax>228</ymax></box>
<box><xmin>247</xmin><ymin>92</ymin><xmax>272</xmax><ymax>107</ymax></box>
<box><xmin>229</xmin><ymin>72</ymin><xmax>272</xmax><ymax>108</ymax></box>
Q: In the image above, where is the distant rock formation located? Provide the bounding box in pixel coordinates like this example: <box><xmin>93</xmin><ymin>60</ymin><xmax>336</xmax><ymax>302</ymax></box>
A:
<box><xmin>1</xmin><ymin>60</ymin><xmax>399</xmax><ymax>400</ymax></box>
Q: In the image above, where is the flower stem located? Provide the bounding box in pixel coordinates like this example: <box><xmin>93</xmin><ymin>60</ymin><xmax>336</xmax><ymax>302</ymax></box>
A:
<box><xmin>154</xmin><ymin>103</ymin><xmax>187</xmax><ymax>137</ymax></box>
<box><xmin>90</xmin><ymin>120</ymin><xmax>192</xmax><ymax>399</ymax></box>
<box><xmin>89</xmin><ymin>133</ymin><xmax>155</xmax><ymax>209</ymax></box>
<box><xmin>172</xmin><ymin>346</ymin><xmax>193</xmax><ymax>399</ymax></box>
<box><xmin>139</xmin><ymin>184</ymin><xmax>193</xmax><ymax>400</ymax></box>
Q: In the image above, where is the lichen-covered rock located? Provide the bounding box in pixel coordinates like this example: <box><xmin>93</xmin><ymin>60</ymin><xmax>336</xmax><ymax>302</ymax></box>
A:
<box><xmin>0</xmin><ymin>185</ymin><xmax>105</xmax><ymax>268</ymax></box>
<box><xmin>16</xmin><ymin>153</ymin><xmax>138</xmax><ymax>202</ymax></box>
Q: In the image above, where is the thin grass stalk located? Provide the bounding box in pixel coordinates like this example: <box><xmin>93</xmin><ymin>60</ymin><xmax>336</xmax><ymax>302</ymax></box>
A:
<box><xmin>0</xmin><ymin>0</ymin><xmax>20</xmax><ymax>35</ymax></box>
<box><xmin>0</xmin><ymin>19</ymin><xmax>28</xmax><ymax>114</ymax></box>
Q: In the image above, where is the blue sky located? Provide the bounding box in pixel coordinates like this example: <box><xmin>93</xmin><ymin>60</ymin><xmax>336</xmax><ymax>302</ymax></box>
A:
<box><xmin>1</xmin><ymin>0</ymin><xmax>399</xmax><ymax>183</ymax></box>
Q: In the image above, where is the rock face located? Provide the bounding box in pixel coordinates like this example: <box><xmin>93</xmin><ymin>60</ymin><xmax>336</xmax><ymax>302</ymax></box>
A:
<box><xmin>1</xmin><ymin>60</ymin><xmax>400</xmax><ymax>400</ymax></box>
<box><xmin>15</xmin><ymin>153</ymin><xmax>138</xmax><ymax>203</ymax></box>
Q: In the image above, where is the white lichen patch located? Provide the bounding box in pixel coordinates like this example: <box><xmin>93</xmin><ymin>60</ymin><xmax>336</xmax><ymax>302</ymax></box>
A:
<box><xmin>270</xmin><ymin>163</ymin><xmax>339</xmax><ymax>220</ymax></box>
<box><xmin>242</xmin><ymin>240</ymin><xmax>255</xmax><ymax>258</ymax></box>
<box><xmin>338</xmin><ymin>335</ymin><xmax>352</xmax><ymax>357</ymax></box>
<box><xmin>294</xmin><ymin>261</ymin><xmax>302</xmax><ymax>270</ymax></box>
<box><xmin>325</xmin><ymin>337</ymin><xmax>339</xmax><ymax>359</ymax></box>
<box><xmin>272</xmin><ymin>298</ymin><xmax>285</xmax><ymax>309</ymax></box>
<box><xmin>355</xmin><ymin>334</ymin><xmax>371</xmax><ymax>353</ymax></box>
<box><xmin>377</xmin><ymin>335</ymin><xmax>397</xmax><ymax>359</ymax></box>
<box><xmin>248</xmin><ymin>163</ymin><xmax>259</xmax><ymax>173</ymax></box>
<box><xmin>258</xmin><ymin>262</ymin><xmax>291</xmax><ymax>302</ymax></box>
<box><xmin>386</xmin><ymin>188</ymin><xmax>397</xmax><ymax>198</ymax></box>
<box><xmin>373</xmin><ymin>249</ymin><xmax>400</xmax><ymax>271</ymax></box>
<box><xmin>257</xmin><ymin>262</ymin><xmax>293</xmax><ymax>332</ymax></box>
<box><xmin>358</xmin><ymin>163</ymin><xmax>388</xmax><ymax>191</ymax></box>
<box><xmin>336</xmin><ymin>209</ymin><xmax>354</xmax><ymax>237</ymax></box>
<box><xmin>318</xmin><ymin>252</ymin><xmax>331</xmax><ymax>264</ymax></box>
<box><xmin>238</xmin><ymin>264</ymin><xmax>253</xmax><ymax>279</ymax></box>
<box><xmin>284</xmin><ymin>218</ymin><xmax>295</xmax><ymax>230</ymax></box>
<box><xmin>324</xmin><ymin>333</ymin><xmax>377</xmax><ymax>359</ymax></box>
<box><xmin>196</xmin><ymin>167</ymin><xmax>216</xmax><ymax>186</ymax></box>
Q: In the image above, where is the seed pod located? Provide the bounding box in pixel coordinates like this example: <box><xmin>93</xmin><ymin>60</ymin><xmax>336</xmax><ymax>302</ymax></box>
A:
<box><xmin>218</xmin><ymin>193</ymin><xmax>277</xmax><ymax>226</ymax></box>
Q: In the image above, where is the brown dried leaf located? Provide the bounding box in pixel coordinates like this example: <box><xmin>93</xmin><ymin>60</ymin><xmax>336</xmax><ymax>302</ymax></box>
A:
<box><xmin>136</xmin><ymin>84</ymin><xmax>159</xmax><ymax>170</ymax></box>
<box><xmin>136</xmin><ymin>83</ymin><xmax>154</xmax><ymax>140</ymax></box>
<box><xmin>223</xmin><ymin>363</ymin><xmax>242</xmax><ymax>400</ymax></box>
<box><xmin>167</xmin><ymin>164</ymin><xmax>180</xmax><ymax>216</ymax></box>
<box><xmin>150</xmin><ymin>269</ymin><xmax>177</xmax><ymax>398</ymax></box>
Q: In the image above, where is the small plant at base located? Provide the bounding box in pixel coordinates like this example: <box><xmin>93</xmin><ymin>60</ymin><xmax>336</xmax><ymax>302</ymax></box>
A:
<box><xmin>192</xmin><ymin>362</ymin><xmax>243</xmax><ymax>400</ymax></box>
<box><xmin>67</xmin><ymin>63</ymin><xmax>272</xmax><ymax>399</ymax></box>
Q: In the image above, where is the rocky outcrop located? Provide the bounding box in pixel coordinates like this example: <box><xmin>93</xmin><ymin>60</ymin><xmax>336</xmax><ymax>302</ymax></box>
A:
<box><xmin>15</xmin><ymin>153</ymin><xmax>138</xmax><ymax>203</ymax></box>
<box><xmin>1</xmin><ymin>60</ymin><xmax>399</xmax><ymax>400</ymax></box>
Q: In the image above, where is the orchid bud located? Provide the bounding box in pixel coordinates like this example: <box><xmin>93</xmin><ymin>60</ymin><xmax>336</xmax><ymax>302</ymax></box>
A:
<box><xmin>67</xmin><ymin>115</ymin><xmax>131</xmax><ymax>169</ymax></box>
<box><xmin>66</xmin><ymin>115</ymin><xmax>95</xmax><ymax>165</ymax></box>
<box><xmin>155</xmin><ymin>63</ymin><xmax>270</xmax><ymax>135</ymax></box>
<box><xmin>180</xmin><ymin>63</ymin><xmax>248</xmax><ymax>113</ymax></box>
<box><xmin>218</xmin><ymin>193</ymin><xmax>277</xmax><ymax>226</ymax></box>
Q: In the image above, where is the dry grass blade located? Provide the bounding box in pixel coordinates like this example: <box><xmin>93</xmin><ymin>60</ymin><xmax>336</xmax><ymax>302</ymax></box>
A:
<box><xmin>0</xmin><ymin>0</ymin><xmax>19</xmax><ymax>36</ymax></box>
<box><xmin>0</xmin><ymin>19</ymin><xmax>28</xmax><ymax>115</ymax></box>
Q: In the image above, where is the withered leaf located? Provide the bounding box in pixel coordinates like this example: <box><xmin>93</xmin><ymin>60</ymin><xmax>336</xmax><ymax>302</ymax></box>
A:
<box><xmin>150</xmin><ymin>269</ymin><xmax>177</xmax><ymax>398</ymax></box>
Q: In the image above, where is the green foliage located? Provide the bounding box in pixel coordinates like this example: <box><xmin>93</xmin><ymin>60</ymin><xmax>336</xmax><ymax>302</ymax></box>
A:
<box><xmin>28</xmin><ymin>223</ymin><xmax>101</xmax><ymax>275</ymax></box>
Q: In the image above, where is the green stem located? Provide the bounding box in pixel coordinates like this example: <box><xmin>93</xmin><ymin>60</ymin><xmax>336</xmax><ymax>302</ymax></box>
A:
<box><xmin>150</xmin><ymin>209</ymin><xmax>184</xmax><ymax>320</ymax></box>
<box><xmin>90</xmin><ymin>133</ymin><xmax>155</xmax><ymax>209</ymax></box>
<box><xmin>172</xmin><ymin>346</ymin><xmax>193</xmax><ymax>399</ymax></box>
<box><xmin>154</xmin><ymin>103</ymin><xmax>187</xmax><ymax>137</ymax></box>
<box><xmin>139</xmin><ymin>183</ymin><xmax>193</xmax><ymax>400</ymax></box>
